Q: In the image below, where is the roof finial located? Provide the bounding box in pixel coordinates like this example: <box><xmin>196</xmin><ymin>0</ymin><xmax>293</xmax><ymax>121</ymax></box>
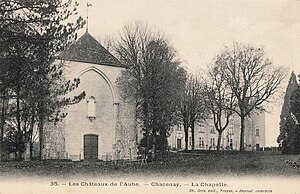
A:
<box><xmin>86</xmin><ymin>2</ymin><xmax>92</xmax><ymax>33</ymax></box>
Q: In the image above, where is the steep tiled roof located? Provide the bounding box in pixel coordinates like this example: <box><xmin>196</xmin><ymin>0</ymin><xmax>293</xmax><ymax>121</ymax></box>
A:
<box><xmin>59</xmin><ymin>32</ymin><xmax>125</xmax><ymax>68</ymax></box>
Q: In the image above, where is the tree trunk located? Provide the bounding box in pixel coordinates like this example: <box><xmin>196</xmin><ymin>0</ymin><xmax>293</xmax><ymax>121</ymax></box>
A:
<box><xmin>0</xmin><ymin>96</ymin><xmax>5</xmax><ymax>161</ymax></box>
<box><xmin>143</xmin><ymin>102</ymin><xmax>150</xmax><ymax>158</ymax></box>
<box><xmin>38</xmin><ymin>113</ymin><xmax>44</xmax><ymax>161</ymax></box>
<box><xmin>145</xmin><ymin>127</ymin><xmax>150</xmax><ymax>157</ymax></box>
<box><xmin>184</xmin><ymin>121</ymin><xmax>189</xmax><ymax>151</ymax></box>
<box><xmin>217</xmin><ymin>132</ymin><xmax>222</xmax><ymax>150</ymax></box>
<box><xmin>29</xmin><ymin>106</ymin><xmax>36</xmax><ymax>160</ymax></box>
<box><xmin>152</xmin><ymin>122</ymin><xmax>158</xmax><ymax>160</ymax></box>
<box><xmin>161</xmin><ymin>127</ymin><xmax>166</xmax><ymax>154</ymax></box>
<box><xmin>16</xmin><ymin>86</ymin><xmax>22</xmax><ymax>160</ymax></box>
<box><xmin>134</xmin><ymin>106</ymin><xmax>139</xmax><ymax>148</ymax></box>
<box><xmin>239</xmin><ymin>115</ymin><xmax>245</xmax><ymax>151</ymax></box>
<box><xmin>30</xmin><ymin>142</ymin><xmax>33</xmax><ymax>159</ymax></box>
<box><xmin>191</xmin><ymin>121</ymin><xmax>195</xmax><ymax>150</ymax></box>
<box><xmin>164</xmin><ymin>127</ymin><xmax>168</xmax><ymax>154</ymax></box>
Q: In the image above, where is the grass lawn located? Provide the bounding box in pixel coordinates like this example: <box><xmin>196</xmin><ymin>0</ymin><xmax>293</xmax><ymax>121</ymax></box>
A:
<box><xmin>0</xmin><ymin>151</ymin><xmax>299</xmax><ymax>179</ymax></box>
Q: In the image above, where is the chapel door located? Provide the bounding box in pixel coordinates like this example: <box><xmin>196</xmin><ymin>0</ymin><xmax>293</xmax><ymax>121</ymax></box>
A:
<box><xmin>256</xmin><ymin>144</ymin><xmax>260</xmax><ymax>151</ymax></box>
<box><xmin>84</xmin><ymin>134</ymin><xmax>98</xmax><ymax>160</ymax></box>
<box><xmin>177</xmin><ymin>138</ymin><xmax>182</xmax><ymax>149</ymax></box>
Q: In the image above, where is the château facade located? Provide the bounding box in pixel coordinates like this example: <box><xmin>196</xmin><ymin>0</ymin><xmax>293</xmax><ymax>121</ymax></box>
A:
<box><xmin>169</xmin><ymin>112</ymin><xmax>266</xmax><ymax>151</ymax></box>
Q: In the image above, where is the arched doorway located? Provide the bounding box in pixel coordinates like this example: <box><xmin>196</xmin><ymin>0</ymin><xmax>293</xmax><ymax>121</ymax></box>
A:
<box><xmin>84</xmin><ymin>134</ymin><xmax>98</xmax><ymax>160</ymax></box>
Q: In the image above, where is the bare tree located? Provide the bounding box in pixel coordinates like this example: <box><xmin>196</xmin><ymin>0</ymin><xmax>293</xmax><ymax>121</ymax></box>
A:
<box><xmin>189</xmin><ymin>77</ymin><xmax>209</xmax><ymax>150</ymax></box>
<box><xmin>179</xmin><ymin>76</ymin><xmax>208</xmax><ymax>150</ymax></box>
<box><xmin>215</xmin><ymin>42</ymin><xmax>286</xmax><ymax>151</ymax></box>
<box><xmin>203</xmin><ymin>65</ymin><xmax>236</xmax><ymax>150</ymax></box>
<box><xmin>98</xmin><ymin>35</ymin><xmax>116</xmax><ymax>53</ymax></box>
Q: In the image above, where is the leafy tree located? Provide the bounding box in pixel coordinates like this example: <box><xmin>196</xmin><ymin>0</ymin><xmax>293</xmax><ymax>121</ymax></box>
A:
<box><xmin>215</xmin><ymin>42</ymin><xmax>286</xmax><ymax>151</ymax></box>
<box><xmin>115</xmin><ymin>21</ymin><xmax>156</xmax><ymax>157</ymax></box>
<box><xmin>143</xmin><ymin>39</ymin><xmax>186</xmax><ymax>153</ymax></box>
<box><xmin>287</xmin><ymin>77</ymin><xmax>300</xmax><ymax>154</ymax></box>
<box><xmin>278</xmin><ymin>72</ymin><xmax>299</xmax><ymax>147</ymax></box>
<box><xmin>3</xmin><ymin>125</ymin><xmax>25</xmax><ymax>159</ymax></box>
<box><xmin>115</xmin><ymin>21</ymin><xmax>186</xmax><ymax>158</ymax></box>
<box><xmin>0</xmin><ymin>0</ymin><xmax>85</xmax><ymax>160</ymax></box>
<box><xmin>290</xmin><ymin>77</ymin><xmax>300</xmax><ymax>123</ymax></box>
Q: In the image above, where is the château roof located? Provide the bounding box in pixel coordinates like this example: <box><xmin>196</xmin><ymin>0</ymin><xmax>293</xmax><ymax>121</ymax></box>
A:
<box><xmin>59</xmin><ymin>32</ymin><xmax>125</xmax><ymax>68</ymax></box>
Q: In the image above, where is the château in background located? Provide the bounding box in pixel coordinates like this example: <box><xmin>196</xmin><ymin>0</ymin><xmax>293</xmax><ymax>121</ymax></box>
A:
<box><xmin>169</xmin><ymin>112</ymin><xmax>265</xmax><ymax>151</ymax></box>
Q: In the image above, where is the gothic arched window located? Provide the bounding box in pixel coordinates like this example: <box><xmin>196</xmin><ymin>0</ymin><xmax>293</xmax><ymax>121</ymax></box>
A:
<box><xmin>87</xmin><ymin>96</ymin><xmax>96</xmax><ymax>119</ymax></box>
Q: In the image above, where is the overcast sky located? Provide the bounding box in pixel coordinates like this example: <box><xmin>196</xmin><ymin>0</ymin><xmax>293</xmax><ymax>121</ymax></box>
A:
<box><xmin>75</xmin><ymin>0</ymin><xmax>300</xmax><ymax>146</ymax></box>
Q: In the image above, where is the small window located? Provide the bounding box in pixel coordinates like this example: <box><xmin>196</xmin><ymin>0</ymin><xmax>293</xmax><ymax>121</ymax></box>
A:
<box><xmin>177</xmin><ymin>124</ymin><xmax>182</xmax><ymax>131</ymax></box>
<box><xmin>87</xmin><ymin>96</ymin><xmax>96</xmax><ymax>119</ymax></box>
<box><xmin>256</xmin><ymin>128</ymin><xmax>260</xmax><ymax>136</ymax></box>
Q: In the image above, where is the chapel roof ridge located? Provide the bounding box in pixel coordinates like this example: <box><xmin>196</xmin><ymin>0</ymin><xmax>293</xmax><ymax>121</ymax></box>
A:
<box><xmin>59</xmin><ymin>31</ymin><xmax>125</xmax><ymax>68</ymax></box>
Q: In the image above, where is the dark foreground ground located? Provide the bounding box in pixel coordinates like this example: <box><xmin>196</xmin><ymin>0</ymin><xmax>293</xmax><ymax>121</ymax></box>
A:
<box><xmin>0</xmin><ymin>151</ymin><xmax>299</xmax><ymax>178</ymax></box>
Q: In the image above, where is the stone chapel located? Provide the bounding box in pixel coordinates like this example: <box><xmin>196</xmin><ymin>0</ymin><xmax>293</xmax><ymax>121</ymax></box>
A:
<box><xmin>42</xmin><ymin>32</ymin><xmax>137</xmax><ymax>161</ymax></box>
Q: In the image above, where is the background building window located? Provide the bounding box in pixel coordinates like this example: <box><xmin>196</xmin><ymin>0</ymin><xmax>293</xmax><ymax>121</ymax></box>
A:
<box><xmin>199</xmin><ymin>126</ymin><xmax>205</xmax><ymax>133</ymax></box>
<box><xmin>210</xmin><ymin>138</ymin><xmax>215</xmax><ymax>148</ymax></box>
<box><xmin>210</xmin><ymin>125</ymin><xmax>215</xmax><ymax>134</ymax></box>
<box><xmin>228</xmin><ymin>124</ymin><xmax>234</xmax><ymax>135</ymax></box>
<box><xmin>199</xmin><ymin>137</ymin><xmax>204</xmax><ymax>147</ymax></box>
<box><xmin>229</xmin><ymin>139</ymin><xmax>233</xmax><ymax>149</ymax></box>
<box><xmin>87</xmin><ymin>96</ymin><xmax>96</xmax><ymax>119</ymax></box>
